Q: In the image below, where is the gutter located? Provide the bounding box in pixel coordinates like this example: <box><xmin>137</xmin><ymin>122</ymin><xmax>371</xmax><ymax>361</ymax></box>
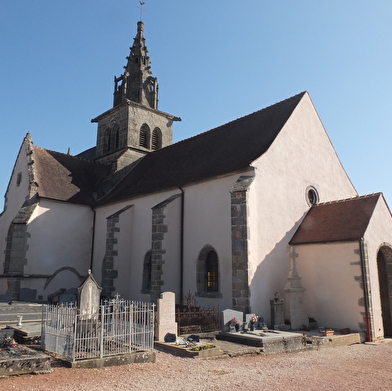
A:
<box><xmin>179</xmin><ymin>186</ymin><xmax>185</xmax><ymax>303</ymax></box>
<box><xmin>90</xmin><ymin>207</ymin><xmax>96</xmax><ymax>271</ymax></box>
<box><xmin>359</xmin><ymin>238</ymin><xmax>372</xmax><ymax>342</ymax></box>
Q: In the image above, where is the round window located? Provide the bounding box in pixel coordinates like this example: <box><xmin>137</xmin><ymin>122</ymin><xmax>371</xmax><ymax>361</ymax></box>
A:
<box><xmin>306</xmin><ymin>187</ymin><xmax>319</xmax><ymax>206</ymax></box>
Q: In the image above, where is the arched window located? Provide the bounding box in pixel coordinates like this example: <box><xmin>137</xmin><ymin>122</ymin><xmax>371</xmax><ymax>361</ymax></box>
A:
<box><xmin>151</xmin><ymin>127</ymin><xmax>162</xmax><ymax>150</ymax></box>
<box><xmin>206</xmin><ymin>251</ymin><xmax>218</xmax><ymax>292</ymax></box>
<box><xmin>196</xmin><ymin>245</ymin><xmax>221</xmax><ymax>298</ymax></box>
<box><xmin>139</xmin><ymin>124</ymin><xmax>150</xmax><ymax>149</ymax></box>
<box><xmin>113</xmin><ymin>125</ymin><xmax>120</xmax><ymax>149</ymax></box>
<box><xmin>105</xmin><ymin>128</ymin><xmax>111</xmax><ymax>152</ymax></box>
<box><xmin>142</xmin><ymin>250</ymin><xmax>152</xmax><ymax>292</ymax></box>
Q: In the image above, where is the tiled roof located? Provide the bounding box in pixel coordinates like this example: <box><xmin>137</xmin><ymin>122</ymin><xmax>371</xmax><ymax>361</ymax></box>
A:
<box><xmin>34</xmin><ymin>147</ymin><xmax>111</xmax><ymax>205</ymax></box>
<box><xmin>290</xmin><ymin>194</ymin><xmax>382</xmax><ymax>245</ymax></box>
<box><xmin>100</xmin><ymin>92</ymin><xmax>306</xmax><ymax>204</ymax></box>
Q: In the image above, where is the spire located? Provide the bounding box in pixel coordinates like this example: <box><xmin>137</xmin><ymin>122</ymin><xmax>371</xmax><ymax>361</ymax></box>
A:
<box><xmin>113</xmin><ymin>21</ymin><xmax>159</xmax><ymax>109</ymax></box>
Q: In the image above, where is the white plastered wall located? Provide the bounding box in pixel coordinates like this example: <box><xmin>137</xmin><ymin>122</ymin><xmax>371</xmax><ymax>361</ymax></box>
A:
<box><xmin>93</xmin><ymin>189</ymin><xmax>180</xmax><ymax>301</ymax></box>
<box><xmin>155</xmin><ymin>194</ymin><xmax>181</xmax><ymax>296</ymax></box>
<box><xmin>0</xmin><ymin>139</ymin><xmax>31</xmax><ymax>275</ymax></box>
<box><xmin>294</xmin><ymin>241</ymin><xmax>363</xmax><ymax>331</ymax></box>
<box><xmin>363</xmin><ymin>196</ymin><xmax>392</xmax><ymax>340</ymax></box>
<box><xmin>24</xmin><ymin>199</ymin><xmax>93</xmax><ymax>299</ymax></box>
<box><xmin>93</xmin><ymin>174</ymin><xmax>237</xmax><ymax>309</ymax></box>
<box><xmin>182</xmin><ymin>175</ymin><xmax>237</xmax><ymax>310</ymax></box>
<box><xmin>247</xmin><ymin>93</ymin><xmax>358</xmax><ymax>324</ymax></box>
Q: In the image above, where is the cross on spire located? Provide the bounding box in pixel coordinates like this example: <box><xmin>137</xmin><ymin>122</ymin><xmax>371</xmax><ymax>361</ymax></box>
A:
<box><xmin>138</xmin><ymin>1</ymin><xmax>146</xmax><ymax>21</ymax></box>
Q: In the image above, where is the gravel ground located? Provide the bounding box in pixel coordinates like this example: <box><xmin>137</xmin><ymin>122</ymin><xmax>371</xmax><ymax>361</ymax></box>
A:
<box><xmin>2</xmin><ymin>341</ymin><xmax>392</xmax><ymax>390</ymax></box>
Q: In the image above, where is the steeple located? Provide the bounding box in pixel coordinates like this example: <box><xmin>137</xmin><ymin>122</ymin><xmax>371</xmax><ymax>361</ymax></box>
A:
<box><xmin>113</xmin><ymin>21</ymin><xmax>159</xmax><ymax>109</ymax></box>
<box><xmin>92</xmin><ymin>20</ymin><xmax>180</xmax><ymax>176</ymax></box>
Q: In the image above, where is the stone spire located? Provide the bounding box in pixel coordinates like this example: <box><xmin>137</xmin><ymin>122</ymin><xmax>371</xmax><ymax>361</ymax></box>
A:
<box><xmin>113</xmin><ymin>21</ymin><xmax>159</xmax><ymax>109</ymax></box>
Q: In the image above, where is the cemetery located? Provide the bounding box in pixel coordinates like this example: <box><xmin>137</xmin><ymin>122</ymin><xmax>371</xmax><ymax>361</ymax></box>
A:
<box><xmin>0</xmin><ymin>269</ymin><xmax>362</xmax><ymax>378</ymax></box>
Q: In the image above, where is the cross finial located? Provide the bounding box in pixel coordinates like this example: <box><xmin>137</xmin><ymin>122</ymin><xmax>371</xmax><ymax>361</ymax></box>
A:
<box><xmin>288</xmin><ymin>246</ymin><xmax>299</xmax><ymax>277</ymax></box>
<box><xmin>138</xmin><ymin>1</ymin><xmax>146</xmax><ymax>21</ymax></box>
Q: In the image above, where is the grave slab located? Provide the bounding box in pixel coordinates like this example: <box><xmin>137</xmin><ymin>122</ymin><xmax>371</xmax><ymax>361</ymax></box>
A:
<box><xmin>0</xmin><ymin>346</ymin><xmax>51</xmax><ymax>377</ymax></box>
<box><xmin>6</xmin><ymin>322</ymin><xmax>41</xmax><ymax>344</ymax></box>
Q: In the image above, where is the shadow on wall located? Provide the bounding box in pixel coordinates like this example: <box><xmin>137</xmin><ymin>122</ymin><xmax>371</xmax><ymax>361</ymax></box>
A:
<box><xmin>44</xmin><ymin>267</ymin><xmax>85</xmax><ymax>303</ymax></box>
<box><xmin>249</xmin><ymin>216</ymin><xmax>306</xmax><ymax>326</ymax></box>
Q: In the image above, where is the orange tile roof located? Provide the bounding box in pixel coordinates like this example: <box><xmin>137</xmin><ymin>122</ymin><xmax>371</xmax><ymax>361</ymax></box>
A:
<box><xmin>290</xmin><ymin>194</ymin><xmax>382</xmax><ymax>244</ymax></box>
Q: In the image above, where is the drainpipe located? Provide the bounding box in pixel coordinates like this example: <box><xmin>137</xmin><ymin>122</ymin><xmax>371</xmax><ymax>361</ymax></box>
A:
<box><xmin>90</xmin><ymin>207</ymin><xmax>96</xmax><ymax>272</ymax></box>
<box><xmin>179</xmin><ymin>187</ymin><xmax>185</xmax><ymax>304</ymax></box>
<box><xmin>359</xmin><ymin>238</ymin><xmax>372</xmax><ymax>342</ymax></box>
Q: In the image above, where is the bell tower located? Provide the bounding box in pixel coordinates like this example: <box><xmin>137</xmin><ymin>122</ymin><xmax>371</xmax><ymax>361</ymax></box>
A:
<box><xmin>92</xmin><ymin>21</ymin><xmax>180</xmax><ymax>171</ymax></box>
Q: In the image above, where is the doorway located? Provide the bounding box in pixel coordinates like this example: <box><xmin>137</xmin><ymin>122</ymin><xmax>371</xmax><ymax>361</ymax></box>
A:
<box><xmin>377</xmin><ymin>246</ymin><xmax>392</xmax><ymax>337</ymax></box>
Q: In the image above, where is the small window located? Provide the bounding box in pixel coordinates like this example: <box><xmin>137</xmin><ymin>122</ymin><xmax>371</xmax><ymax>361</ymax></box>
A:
<box><xmin>139</xmin><ymin>124</ymin><xmax>150</xmax><ymax>149</ymax></box>
<box><xmin>206</xmin><ymin>251</ymin><xmax>219</xmax><ymax>292</ymax></box>
<box><xmin>16</xmin><ymin>172</ymin><xmax>22</xmax><ymax>187</ymax></box>
<box><xmin>196</xmin><ymin>245</ymin><xmax>221</xmax><ymax>298</ymax></box>
<box><xmin>142</xmin><ymin>251</ymin><xmax>152</xmax><ymax>292</ymax></box>
<box><xmin>113</xmin><ymin>125</ymin><xmax>120</xmax><ymax>149</ymax></box>
<box><xmin>151</xmin><ymin>128</ymin><xmax>162</xmax><ymax>150</ymax></box>
<box><xmin>306</xmin><ymin>186</ymin><xmax>319</xmax><ymax>206</ymax></box>
<box><xmin>105</xmin><ymin>128</ymin><xmax>111</xmax><ymax>152</ymax></box>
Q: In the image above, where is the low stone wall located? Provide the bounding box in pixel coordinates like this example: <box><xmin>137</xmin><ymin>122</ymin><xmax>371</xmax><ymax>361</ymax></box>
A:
<box><xmin>68</xmin><ymin>350</ymin><xmax>156</xmax><ymax>369</ymax></box>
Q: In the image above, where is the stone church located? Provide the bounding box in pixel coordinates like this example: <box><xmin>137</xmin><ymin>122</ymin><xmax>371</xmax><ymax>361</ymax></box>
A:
<box><xmin>1</xmin><ymin>21</ymin><xmax>392</xmax><ymax>341</ymax></box>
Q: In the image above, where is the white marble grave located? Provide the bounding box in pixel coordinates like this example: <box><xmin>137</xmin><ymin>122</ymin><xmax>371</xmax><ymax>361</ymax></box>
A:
<box><xmin>222</xmin><ymin>309</ymin><xmax>243</xmax><ymax>332</ymax></box>
<box><xmin>156</xmin><ymin>292</ymin><xmax>178</xmax><ymax>342</ymax></box>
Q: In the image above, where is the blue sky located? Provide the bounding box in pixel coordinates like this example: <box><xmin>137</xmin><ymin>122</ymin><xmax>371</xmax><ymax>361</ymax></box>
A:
<box><xmin>1</xmin><ymin>1</ymin><xmax>391</xmax><ymax>206</ymax></box>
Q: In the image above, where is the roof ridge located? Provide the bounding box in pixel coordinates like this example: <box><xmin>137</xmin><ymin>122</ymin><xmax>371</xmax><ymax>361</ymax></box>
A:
<box><xmin>316</xmin><ymin>192</ymin><xmax>382</xmax><ymax>206</ymax></box>
<box><xmin>33</xmin><ymin>146</ymin><xmax>109</xmax><ymax>167</ymax></box>
<box><xmin>163</xmin><ymin>91</ymin><xmax>307</xmax><ymax>151</ymax></box>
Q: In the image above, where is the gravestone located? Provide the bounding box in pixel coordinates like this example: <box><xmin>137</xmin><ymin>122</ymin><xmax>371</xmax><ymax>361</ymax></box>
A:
<box><xmin>77</xmin><ymin>270</ymin><xmax>102</xmax><ymax>320</ymax></box>
<box><xmin>156</xmin><ymin>292</ymin><xmax>177</xmax><ymax>342</ymax></box>
<box><xmin>222</xmin><ymin>309</ymin><xmax>243</xmax><ymax>332</ymax></box>
<box><xmin>284</xmin><ymin>247</ymin><xmax>308</xmax><ymax>329</ymax></box>
<box><xmin>270</xmin><ymin>295</ymin><xmax>285</xmax><ymax>328</ymax></box>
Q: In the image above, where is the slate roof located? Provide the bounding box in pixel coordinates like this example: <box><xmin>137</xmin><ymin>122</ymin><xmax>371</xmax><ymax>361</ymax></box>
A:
<box><xmin>290</xmin><ymin>194</ymin><xmax>382</xmax><ymax>245</ymax></box>
<box><xmin>100</xmin><ymin>91</ymin><xmax>307</xmax><ymax>204</ymax></box>
<box><xmin>34</xmin><ymin>147</ymin><xmax>111</xmax><ymax>205</ymax></box>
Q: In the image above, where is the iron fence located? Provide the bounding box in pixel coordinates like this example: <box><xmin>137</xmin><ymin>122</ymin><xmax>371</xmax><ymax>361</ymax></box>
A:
<box><xmin>41</xmin><ymin>297</ymin><xmax>155</xmax><ymax>362</ymax></box>
<box><xmin>175</xmin><ymin>293</ymin><xmax>220</xmax><ymax>335</ymax></box>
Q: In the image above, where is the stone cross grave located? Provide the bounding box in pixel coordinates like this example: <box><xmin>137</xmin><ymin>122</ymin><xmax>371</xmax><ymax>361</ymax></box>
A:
<box><xmin>284</xmin><ymin>246</ymin><xmax>308</xmax><ymax>329</ymax></box>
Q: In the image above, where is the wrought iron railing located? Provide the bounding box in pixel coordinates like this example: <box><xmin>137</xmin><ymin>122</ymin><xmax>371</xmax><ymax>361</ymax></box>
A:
<box><xmin>41</xmin><ymin>297</ymin><xmax>155</xmax><ymax>362</ymax></box>
<box><xmin>175</xmin><ymin>292</ymin><xmax>220</xmax><ymax>335</ymax></box>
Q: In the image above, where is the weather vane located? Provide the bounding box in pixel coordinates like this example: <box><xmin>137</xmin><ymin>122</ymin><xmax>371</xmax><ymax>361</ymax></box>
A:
<box><xmin>138</xmin><ymin>1</ymin><xmax>146</xmax><ymax>21</ymax></box>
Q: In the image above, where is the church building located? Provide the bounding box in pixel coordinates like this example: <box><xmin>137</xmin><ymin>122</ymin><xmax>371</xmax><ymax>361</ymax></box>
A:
<box><xmin>1</xmin><ymin>21</ymin><xmax>392</xmax><ymax>342</ymax></box>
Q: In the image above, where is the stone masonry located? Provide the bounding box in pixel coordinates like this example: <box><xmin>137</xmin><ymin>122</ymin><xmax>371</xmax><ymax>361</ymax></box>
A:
<box><xmin>230</xmin><ymin>176</ymin><xmax>254</xmax><ymax>314</ymax></box>
<box><xmin>150</xmin><ymin>194</ymin><xmax>181</xmax><ymax>303</ymax></box>
<box><xmin>101</xmin><ymin>206</ymin><xmax>132</xmax><ymax>297</ymax></box>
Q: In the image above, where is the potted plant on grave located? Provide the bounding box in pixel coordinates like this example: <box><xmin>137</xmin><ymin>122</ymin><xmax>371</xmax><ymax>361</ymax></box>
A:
<box><xmin>322</xmin><ymin>328</ymin><xmax>334</xmax><ymax>336</ymax></box>
<box><xmin>308</xmin><ymin>317</ymin><xmax>318</xmax><ymax>330</ymax></box>
<box><xmin>229</xmin><ymin>317</ymin><xmax>240</xmax><ymax>332</ymax></box>
<box><xmin>249</xmin><ymin>314</ymin><xmax>258</xmax><ymax>331</ymax></box>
